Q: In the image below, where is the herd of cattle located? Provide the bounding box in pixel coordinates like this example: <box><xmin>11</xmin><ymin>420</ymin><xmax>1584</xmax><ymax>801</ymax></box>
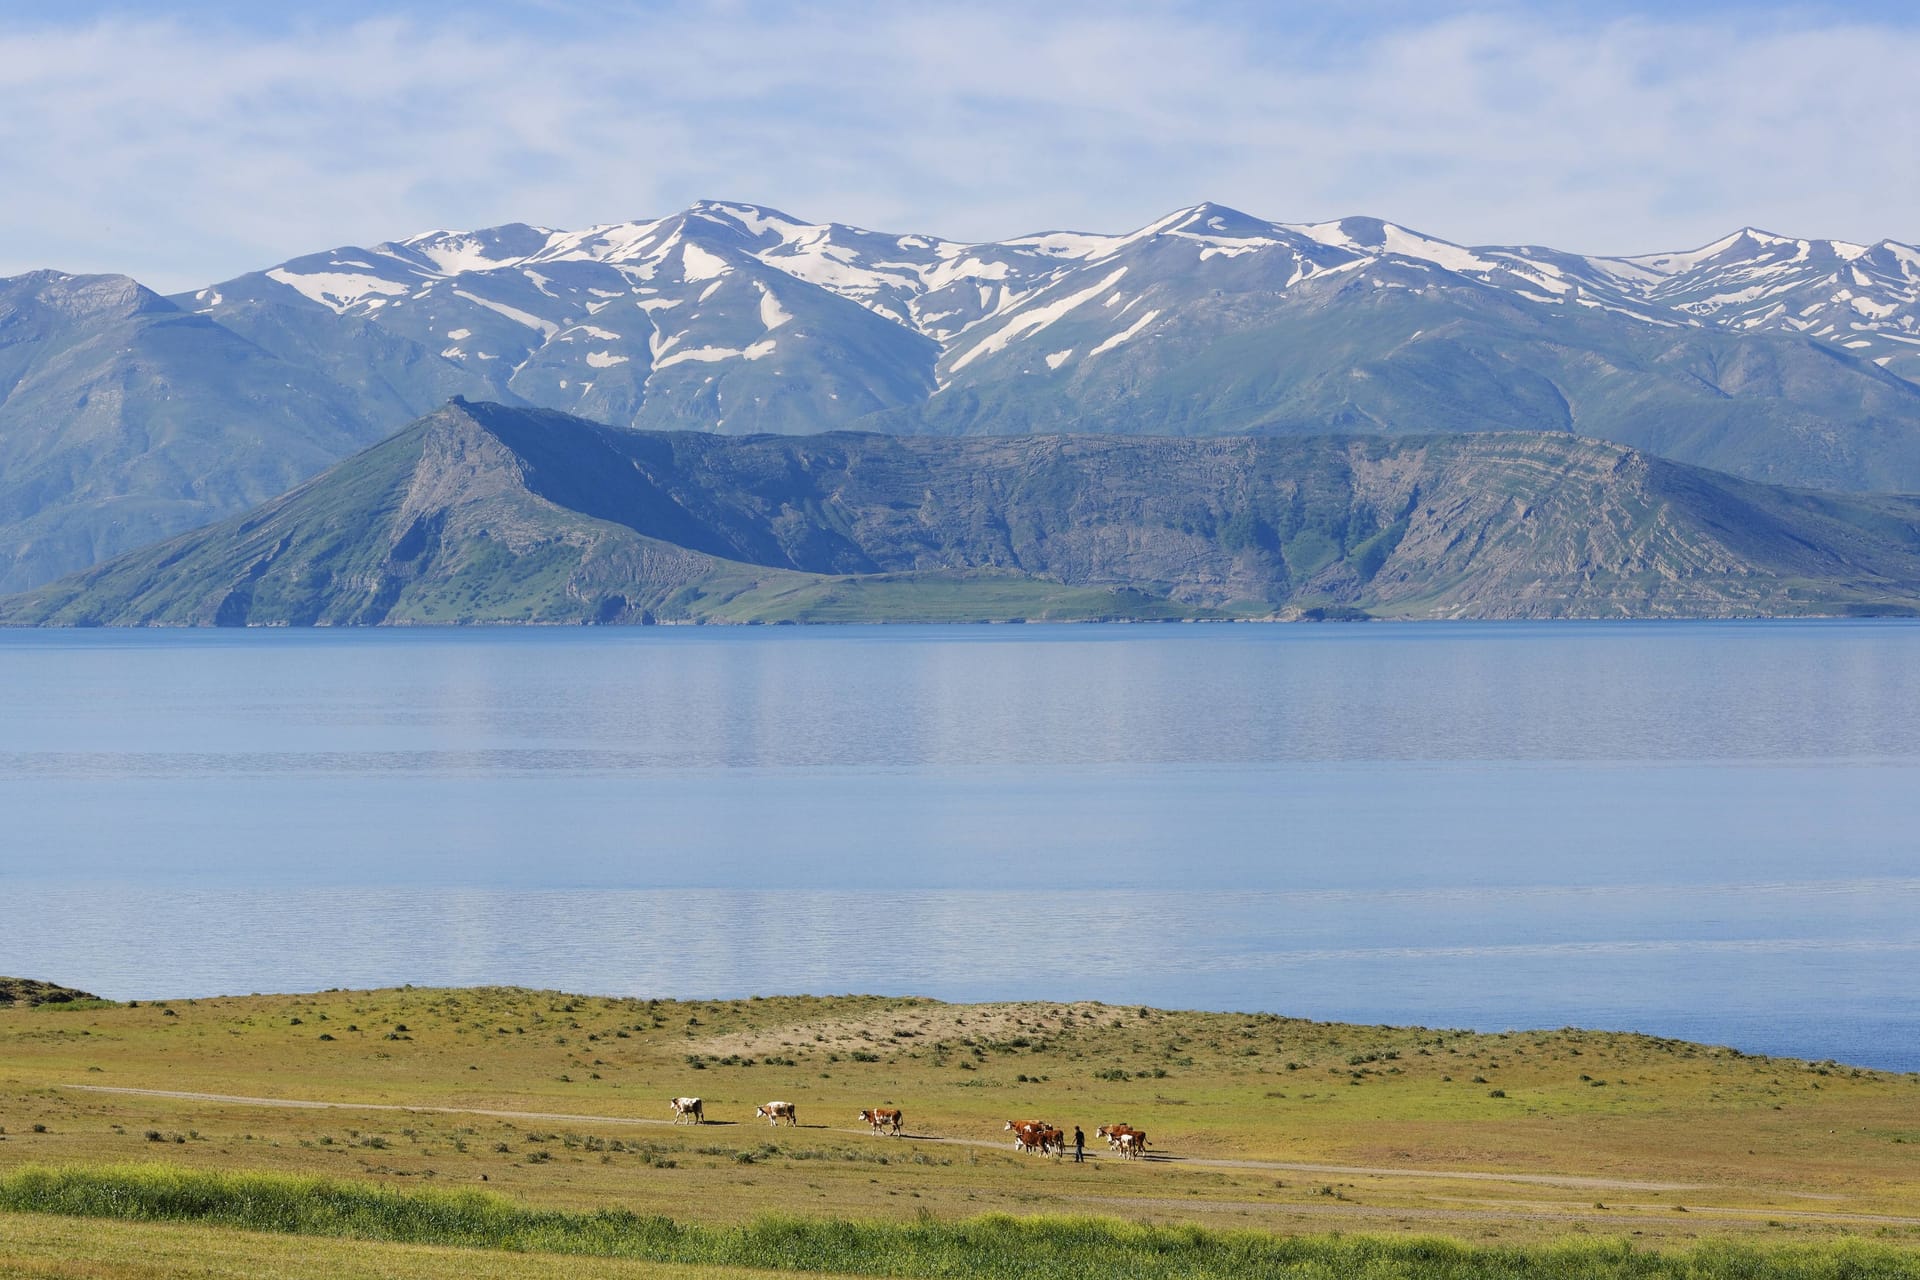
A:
<box><xmin>667</xmin><ymin>1096</ymin><xmax>1150</xmax><ymax>1158</ymax></box>
<box><xmin>1006</xmin><ymin>1119</ymin><xmax>1149</xmax><ymax>1159</ymax></box>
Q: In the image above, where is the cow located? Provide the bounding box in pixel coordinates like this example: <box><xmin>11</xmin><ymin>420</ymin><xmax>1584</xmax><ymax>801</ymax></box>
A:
<box><xmin>1003</xmin><ymin>1119</ymin><xmax>1047</xmax><ymax>1151</ymax></box>
<box><xmin>669</xmin><ymin>1096</ymin><xmax>704</xmax><ymax>1125</ymax></box>
<box><xmin>755</xmin><ymin>1100</ymin><xmax>798</xmax><ymax>1126</ymax></box>
<box><xmin>1098</xmin><ymin>1124</ymin><xmax>1147</xmax><ymax>1156</ymax></box>
<box><xmin>859</xmin><ymin>1107</ymin><xmax>904</xmax><ymax>1136</ymax></box>
<box><xmin>1005</xmin><ymin>1119</ymin><xmax>1063</xmax><ymax>1155</ymax></box>
<box><xmin>1116</xmin><ymin>1131</ymin><xmax>1146</xmax><ymax>1159</ymax></box>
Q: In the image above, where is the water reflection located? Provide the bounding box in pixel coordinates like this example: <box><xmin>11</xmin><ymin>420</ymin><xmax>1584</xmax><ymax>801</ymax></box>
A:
<box><xmin>4</xmin><ymin>623</ymin><xmax>1920</xmax><ymax>1071</ymax></box>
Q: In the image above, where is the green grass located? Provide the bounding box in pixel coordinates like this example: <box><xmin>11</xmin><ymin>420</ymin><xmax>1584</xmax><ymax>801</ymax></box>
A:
<box><xmin>3</xmin><ymin>1164</ymin><xmax>1915</xmax><ymax>1280</ymax></box>
<box><xmin>0</xmin><ymin>977</ymin><xmax>107</xmax><ymax>1008</ymax></box>
<box><xmin>691</xmin><ymin>569</ymin><xmax>1231</xmax><ymax>624</ymax></box>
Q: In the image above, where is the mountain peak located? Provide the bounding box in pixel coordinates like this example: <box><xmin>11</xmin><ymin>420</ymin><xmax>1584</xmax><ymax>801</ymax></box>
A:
<box><xmin>1</xmin><ymin>269</ymin><xmax>176</xmax><ymax>325</ymax></box>
<box><xmin>1623</xmin><ymin>227</ymin><xmax>1804</xmax><ymax>275</ymax></box>
<box><xmin>687</xmin><ymin>198</ymin><xmax>806</xmax><ymax>225</ymax></box>
<box><xmin>1132</xmin><ymin>202</ymin><xmax>1273</xmax><ymax>242</ymax></box>
<box><xmin>386</xmin><ymin>222</ymin><xmax>556</xmax><ymax>275</ymax></box>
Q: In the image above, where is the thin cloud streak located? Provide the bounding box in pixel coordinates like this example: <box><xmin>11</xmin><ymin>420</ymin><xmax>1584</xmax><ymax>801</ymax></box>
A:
<box><xmin>2</xmin><ymin>4</ymin><xmax>1916</xmax><ymax>290</ymax></box>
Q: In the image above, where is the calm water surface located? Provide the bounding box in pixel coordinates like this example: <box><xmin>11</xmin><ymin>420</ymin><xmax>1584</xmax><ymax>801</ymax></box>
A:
<box><xmin>3</xmin><ymin>622</ymin><xmax>1917</xmax><ymax>1070</ymax></box>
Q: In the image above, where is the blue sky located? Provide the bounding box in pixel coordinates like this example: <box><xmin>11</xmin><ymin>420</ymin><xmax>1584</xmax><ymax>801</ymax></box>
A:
<box><xmin>5</xmin><ymin>1</ymin><xmax>1918</xmax><ymax>289</ymax></box>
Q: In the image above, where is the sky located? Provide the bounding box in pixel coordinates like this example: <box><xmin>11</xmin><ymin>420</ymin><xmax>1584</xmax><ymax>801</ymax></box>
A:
<box><xmin>4</xmin><ymin>0</ymin><xmax>1918</xmax><ymax>291</ymax></box>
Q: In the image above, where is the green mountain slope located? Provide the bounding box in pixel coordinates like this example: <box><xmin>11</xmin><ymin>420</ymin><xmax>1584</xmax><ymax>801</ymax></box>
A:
<box><xmin>7</xmin><ymin>400</ymin><xmax>1920</xmax><ymax>626</ymax></box>
<box><xmin>0</xmin><ymin>272</ymin><xmax>386</xmax><ymax>593</ymax></box>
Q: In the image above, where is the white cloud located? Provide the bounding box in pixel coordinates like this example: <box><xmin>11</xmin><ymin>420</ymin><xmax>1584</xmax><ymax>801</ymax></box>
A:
<box><xmin>1</xmin><ymin>4</ymin><xmax>1916</xmax><ymax>290</ymax></box>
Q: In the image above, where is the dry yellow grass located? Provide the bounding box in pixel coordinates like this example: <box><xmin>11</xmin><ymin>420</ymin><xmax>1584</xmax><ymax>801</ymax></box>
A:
<box><xmin>2</xmin><ymin>987</ymin><xmax>1917</xmax><ymax>1249</ymax></box>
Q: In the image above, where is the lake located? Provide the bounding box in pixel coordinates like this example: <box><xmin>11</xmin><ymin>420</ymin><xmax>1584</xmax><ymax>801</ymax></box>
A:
<box><xmin>3</xmin><ymin>622</ymin><xmax>1917</xmax><ymax>1071</ymax></box>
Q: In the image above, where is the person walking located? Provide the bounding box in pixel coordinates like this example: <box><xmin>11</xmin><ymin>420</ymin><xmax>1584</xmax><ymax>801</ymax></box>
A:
<box><xmin>1073</xmin><ymin>1126</ymin><xmax>1085</xmax><ymax>1163</ymax></box>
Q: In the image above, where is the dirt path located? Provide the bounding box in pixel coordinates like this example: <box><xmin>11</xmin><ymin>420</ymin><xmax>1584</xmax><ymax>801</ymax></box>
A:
<box><xmin>60</xmin><ymin>1083</ymin><xmax>1704</xmax><ymax>1192</ymax></box>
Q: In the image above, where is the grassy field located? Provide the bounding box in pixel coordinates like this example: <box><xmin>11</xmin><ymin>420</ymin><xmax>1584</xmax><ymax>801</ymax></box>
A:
<box><xmin>2</xmin><ymin>987</ymin><xmax>1917</xmax><ymax>1276</ymax></box>
<box><xmin>6</xmin><ymin>1165</ymin><xmax>1918</xmax><ymax>1280</ymax></box>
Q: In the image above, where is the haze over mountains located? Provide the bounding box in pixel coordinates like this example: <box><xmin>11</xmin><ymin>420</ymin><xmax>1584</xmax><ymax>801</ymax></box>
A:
<box><xmin>3</xmin><ymin>200</ymin><xmax>1920</xmax><ymax>596</ymax></box>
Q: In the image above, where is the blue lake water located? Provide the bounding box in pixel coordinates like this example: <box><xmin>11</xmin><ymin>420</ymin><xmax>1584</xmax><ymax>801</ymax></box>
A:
<box><xmin>2</xmin><ymin>622</ymin><xmax>1918</xmax><ymax>1071</ymax></box>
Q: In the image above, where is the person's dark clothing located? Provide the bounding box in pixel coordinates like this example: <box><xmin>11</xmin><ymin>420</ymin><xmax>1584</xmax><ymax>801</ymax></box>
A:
<box><xmin>1073</xmin><ymin>1127</ymin><xmax>1085</xmax><ymax>1162</ymax></box>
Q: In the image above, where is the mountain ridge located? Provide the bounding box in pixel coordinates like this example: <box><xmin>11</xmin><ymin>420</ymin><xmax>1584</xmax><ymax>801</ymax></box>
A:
<box><xmin>196</xmin><ymin>199</ymin><xmax>1920</xmax><ymax>374</ymax></box>
<box><xmin>181</xmin><ymin>198</ymin><xmax>1920</xmax><ymax>490</ymax></box>
<box><xmin>9</xmin><ymin>400</ymin><xmax>1920</xmax><ymax>628</ymax></box>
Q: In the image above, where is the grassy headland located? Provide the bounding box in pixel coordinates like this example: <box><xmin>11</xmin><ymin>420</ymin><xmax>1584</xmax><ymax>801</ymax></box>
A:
<box><xmin>1</xmin><ymin>987</ymin><xmax>1916</xmax><ymax>1277</ymax></box>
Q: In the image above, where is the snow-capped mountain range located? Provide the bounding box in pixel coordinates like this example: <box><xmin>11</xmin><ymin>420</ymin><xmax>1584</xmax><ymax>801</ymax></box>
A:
<box><xmin>190</xmin><ymin>199</ymin><xmax>1920</xmax><ymax>425</ymax></box>
<box><xmin>6</xmin><ymin>199</ymin><xmax>1920</xmax><ymax>595</ymax></box>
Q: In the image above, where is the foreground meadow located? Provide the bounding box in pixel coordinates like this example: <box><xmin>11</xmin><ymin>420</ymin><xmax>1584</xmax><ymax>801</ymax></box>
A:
<box><xmin>2</xmin><ymin>987</ymin><xmax>1916</xmax><ymax>1276</ymax></box>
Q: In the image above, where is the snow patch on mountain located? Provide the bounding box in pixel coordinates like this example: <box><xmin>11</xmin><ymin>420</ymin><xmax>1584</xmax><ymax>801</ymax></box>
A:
<box><xmin>757</xmin><ymin>284</ymin><xmax>792</xmax><ymax>330</ymax></box>
<box><xmin>450</xmin><ymin>289</ymin><xmax>558</xmax><ymax>338</ymax></box>
<box><xmin>655</xmin><ymin>339</ymin><xmax>776</xmax><ymax>369</ymax></box>
<box><xmin>265</xmin><ymin>268</ymin><xmax>409</xmax><ymax>313</ymax></box>
<box><xmin>1003</xmin><ymin>231</ymin><xmax>1131</xmax><ymax>261</ymax></box>
<box><xmin>680</xmin><ymin>243</ymin><xmax>730</xmax><ymax>282</ymax></box>
<box><xmin>1089</xmin><ymin>308</ymin><xmax>1160</xmax><ymax>357</ymax></box>
<box><xmin>948</xmin><ymin>267</ymin><xmax>1128</xmax><ymax>373</ymax></box>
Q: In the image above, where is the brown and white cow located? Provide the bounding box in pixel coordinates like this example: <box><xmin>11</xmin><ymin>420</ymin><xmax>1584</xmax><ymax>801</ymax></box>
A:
<box><xmin>1097</xmin><ymin>1124</ymin><xmax>1148</xmax><ymax>1156</ymax></box>
<box><xmin>859</xmin><ymin>1107</ymin><xmax>904</xmax><ymax>1136</ymax></box>
<box><xmin>755</xmin><ymin>1100</ymin><xmax>798</xmax><ymax>1126</ymax></box>
<box><xmin>1003</xmin><ymin>1119</ymin><xmax>1047</xmax><ymax>1151</ymax></box>
<box><xmin>669</xmin><ymin>1096</ymin><xmax>704</xmax><ymax>1124</ymax></box>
